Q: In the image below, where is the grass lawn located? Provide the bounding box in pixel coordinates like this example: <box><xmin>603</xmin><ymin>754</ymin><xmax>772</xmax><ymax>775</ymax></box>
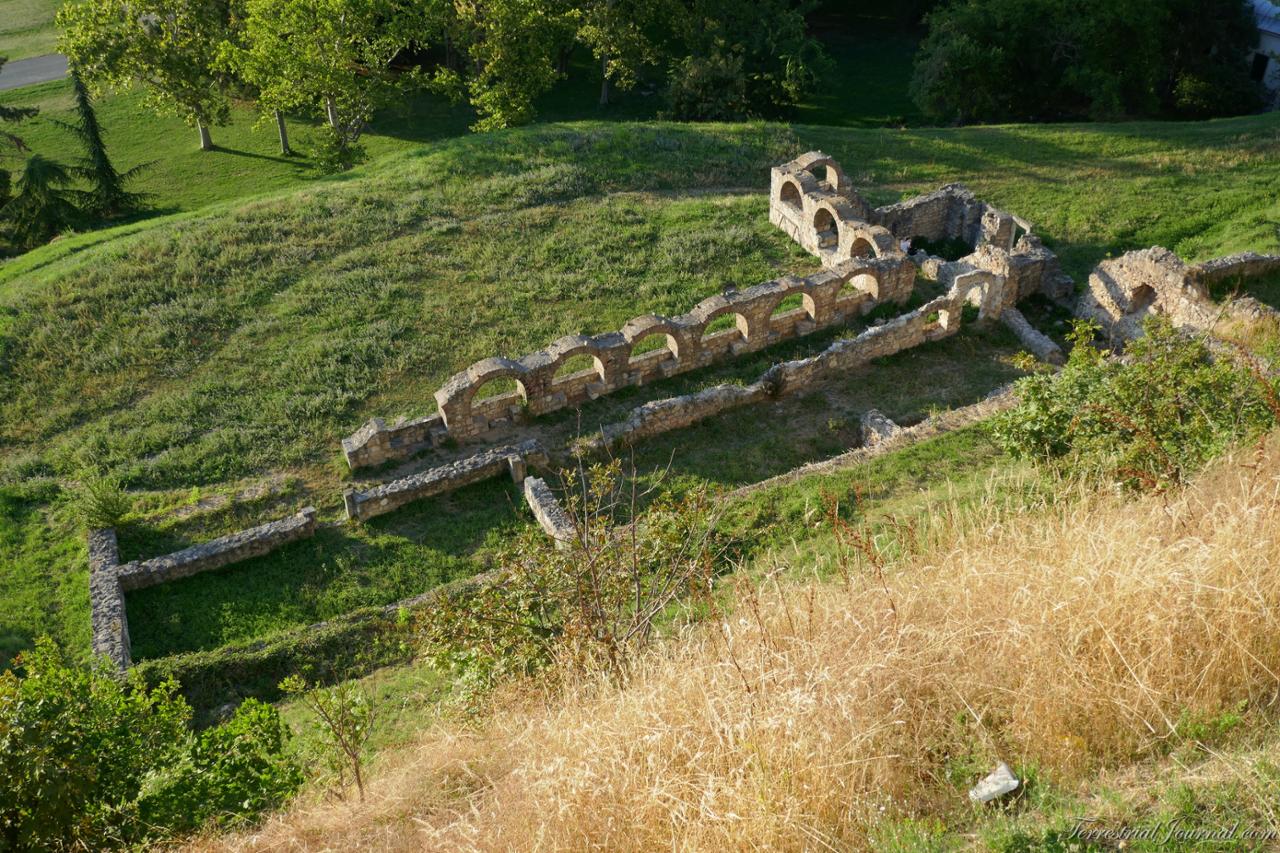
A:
<box><xmin>2</xmin><ymin>114</ymin><xmax>1279</xmax><ymax>664</ymax></box>
<box><xmin>0</xmin><ymin>0</ymin><xmax>60</xmax><ymax>61</ymax></box>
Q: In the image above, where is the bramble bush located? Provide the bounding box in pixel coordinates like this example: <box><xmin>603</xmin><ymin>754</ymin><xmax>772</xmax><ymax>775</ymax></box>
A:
<box><xmin>0</xmin><ymin>639</ymin><xmax>301</xmax><ymax>850</ymax></box>
<box><xmin>992</xmin><ymin>318</ymin><xmax>1280</xmax><ymax>491</ymax></box>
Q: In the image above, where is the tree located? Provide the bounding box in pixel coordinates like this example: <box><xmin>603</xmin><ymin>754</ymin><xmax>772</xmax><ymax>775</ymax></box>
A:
<box><xmin>910</xmin><ymin>0</ymin><xmax>1262</xmax><ymax>124</ymax></box>
<box><xmin>576</xmin><ymin>0</ymin><xmax>670</xmax><ymax>107</ymax></box>
<box><xmin>62</xmin><ymin>69</ymin><xmax>146</xmax><ymax>219</ymax></box>
<box><xmin>57</xmin><ymin>0</ymin><xmax>233</xmax><ymax>151</ymax></box>
<box><xmin>279</xmin><ymin>675</ymin><xmax>376</xmax><ymax>800</ymax></box>
<box><xmin>442</xmin><ymin>0</ymin><xmax>577</xmax><ymax>131</ymax></box>
<box><xmin>0</xmin><ymin>155</ymin><xmax>81</xmax><ymax>249</ymax></box>
<box><xmin>662</xmin><ymin>0</ymin><xmax>830</xmax><ymax>120</ymax></box>
<box><xmin>222</xmin><ymin>0</ymin><xmax>438</xmax><ymax>158</ymax></box>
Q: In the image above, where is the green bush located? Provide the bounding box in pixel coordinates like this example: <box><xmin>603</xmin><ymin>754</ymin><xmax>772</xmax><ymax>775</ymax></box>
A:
<box><xmin>0</xmin><ymin>639</ymin><xmax>301</xmax><ymax>849</ymax></box>
<box><xmin>992</xmin><ymin>318</ymin><xmax>1279</xmax><ymax>490</ymax></box>
<box><xmin>138</xmin><ymin>699</ymin><xmax>303</xmax><ymax>832</ymax></box>
<box><xmin>73</xmin><ymin>471</ymin><xmax>132</xmax><ymax>530</ymax></box>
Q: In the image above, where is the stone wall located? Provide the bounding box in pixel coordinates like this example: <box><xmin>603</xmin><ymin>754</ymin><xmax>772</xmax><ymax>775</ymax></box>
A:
<box><xmin>344</xmin><ymin>439</ymin><xmax>545</xmax><ymax>521</ymax></box>
<box><xmin>1188</xmin><ymin>252</ymin><xmax>1280</xmax><ymax>288</ymax></box>
<box><xmin>589</xmin><ymin>280</ymin><xmax>988</xmax><ymax>450</ymax></box>
<box><xmin>1002</xmin><ymin>307</ymin><xmax>1065</xmax><ymax>364</ymax></box>
<box><xmin>88</xmin><ymin>528</ymin><xmax>130</xmax><ymax>672</ymax></box>
<box><xmin>116</xmin><ymin>508</ymin><xmax>318</xmax><ymax>592</ymax></box>
<box><xmin>522</xmin><ymin>477</ymin><xmax>576</xmax><ymax>549</ymax></box>
<box><xmin>344</xmin><ymin>261</ymin><xmax>915</xmax><ymax>468</ymax></box>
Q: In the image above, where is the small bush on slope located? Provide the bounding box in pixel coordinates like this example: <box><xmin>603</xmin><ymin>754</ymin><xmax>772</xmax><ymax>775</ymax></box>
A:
<box><xmin>0</xmin><ymin>640</ymin><xmax>301</xmax><ymax>849</ymax></box>
<box><xmin>195</xmin><ymin>435</ymin><xmax>1280</xmax><ymax>851</ymax></box>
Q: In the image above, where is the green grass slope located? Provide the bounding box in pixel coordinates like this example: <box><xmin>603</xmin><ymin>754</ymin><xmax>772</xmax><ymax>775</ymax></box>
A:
<box><xmin>2</xmin><ymin>115</ymin><xmax>1279</xmax><ymax>663</ymax></box>
<box><xmin>0</xmin><ymin>0</ymin><xmax>60</xmax><ymax>61</ymax></box>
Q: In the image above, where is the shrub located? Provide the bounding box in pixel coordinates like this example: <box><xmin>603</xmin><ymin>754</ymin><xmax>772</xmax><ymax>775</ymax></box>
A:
<box><xmin>419</xmin><ymin>461</ymin><xmax>725</xmax><ymax>690</ymax></box>
<box><xmin>992</xmin><ymin>318</ymin><xmax>1279</xmax><ymax>490</ymax></box>
<box><xmin>73</xmin><ymin>470</ymin><xmax>132</xmax><ymax>530</ymax></box>
<box><xmin>0</xmin><ymin>639</ymin><xmax>301</xmax><ymax>849</ymax></box>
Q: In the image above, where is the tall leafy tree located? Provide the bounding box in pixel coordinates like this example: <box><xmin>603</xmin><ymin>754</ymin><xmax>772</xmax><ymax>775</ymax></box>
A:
<box><xmin>439</xmin><ymin>0</ymin><xmax>577</xmax><ymax>131</ymax></box>
<box><xmin>222</xmin><ymin>0</ymin><xmax>439</xmax><ymax>152</ymax></box>
<box><xmin>576</xmin><ymin>0</ymin><xmax>670</xmax><ymax>106</ymax></box>
<box><xmin>57</xmin><ymin>0</ymin><xmax>233</xmax><ymax>151</ymax></box>
<box><xmin>0</xmin><ymin>155</ymin><xmax>81</xmax><ymax>249</ymax></box>
<box><xmin>61</xmin><ymin>69</ymin><xmax>146</xmax><ymax>219</ymax></box>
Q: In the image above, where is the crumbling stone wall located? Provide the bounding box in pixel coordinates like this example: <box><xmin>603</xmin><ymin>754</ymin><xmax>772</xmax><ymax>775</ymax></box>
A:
<box><xmin>522</xmin><ymin>477</ymin><xmax>576</xmax><ymax>549</ymax></box>
<box><xmin>1076</xmin><ymin>246</ymin><xmax>1280</xmax><ymax>344</ymax></box>
<box><xmin>589</xmin><ymin>277</ymin><xmax>989</xmax><ymax>450</ymax></box>
<box><xmin>88</xmin><ymin>528</ymin><xmax>130</xmax><ymax>672</ymax></box>
<box><xmin>116</xmin><ymin>508</ymin><xmax>318</xmax><ymax>592</ymax></box>
<box><xmin>344</xmin><ymin>439</ymin><xmax>546</xmax><ymax>521</ymax></box>
<box><xmin>89</xmin><ymin>508</ymin><xmax>319</xmax><ymax>671</ymax></box>
<box><xmin>346</xmin><ymin>260</ymin><xmax>913</xmax><ymax>467</ymax></box>
<box><xmin>1001</xmin><ymin>307</ymin><xmax>1065</xmax><ymax>364</ymax></box>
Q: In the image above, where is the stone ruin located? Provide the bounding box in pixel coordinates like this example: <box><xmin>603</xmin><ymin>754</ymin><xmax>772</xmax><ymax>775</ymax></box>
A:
<box><xmin>342</xmin><ymin>151</ymin><xmax>1074</xmax><ymax>471</ymax></box>
<box><xmin>1078</xmin><ymin>248</ymin><xmax>1280</xmax><ymax>343</ymax></box>
<box><xmin>97</xmin><ymin>151</ymin><xmax>1280</xmax><ymax>675</ymax></box>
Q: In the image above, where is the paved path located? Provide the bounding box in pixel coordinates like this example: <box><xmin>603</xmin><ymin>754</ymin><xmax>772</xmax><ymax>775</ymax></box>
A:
<box><xmin>0</xmin><ymin>54</ymin><xmax>68</xmax><ymax>92</ymax></box>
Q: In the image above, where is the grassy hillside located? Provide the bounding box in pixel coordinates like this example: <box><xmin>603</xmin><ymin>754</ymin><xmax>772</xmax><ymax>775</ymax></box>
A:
<box><xmin>2</xmin><ymin>114</ymin><xmax>1280</xmax><ymax>664</ymax></box>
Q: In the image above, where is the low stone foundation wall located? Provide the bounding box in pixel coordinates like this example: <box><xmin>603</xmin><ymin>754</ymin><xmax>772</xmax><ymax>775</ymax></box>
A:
<box><xmin>1002</xmin><ymin>307</ymin><xmax>1065</xmax><ymax>364</ymax></box>
<box><xmin>88</xmin><ymin>528</ymin><xmax>130</xmax><ymax>672</ymax></box>
<box><xmin>116</xmin><ymin>508</ymin><xmax>318</xmax><ymax>592</ymax></box>
<box><xmin>522</xmin><ymin>477</ymin><xmax>576</xmax><ymax>548</ymax></box>
<box><xmin>344</xmin><ymin>439</ymin><xmax>545</xmax><ymax>521</ymax></box>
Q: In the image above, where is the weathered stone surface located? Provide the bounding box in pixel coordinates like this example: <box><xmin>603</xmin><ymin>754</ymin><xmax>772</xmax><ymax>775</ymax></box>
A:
<box><xmin>88</xmin><ymin>528</ymin><xmax>130</xmax><ymax>672</ymax></box>
<box><xmin>346</xmin><ymin>440</ymin><xmax>544</xmax><ymax>521</ymax></box>
<box><xmin>1188</xmin><ymin>251</ymin><xmax>1280</xmax><ymax>287</ymax></box>
<box><xmin>116</xmin><ymin>508</ymin><xmax>318</xmax><ymax>592</ymax></box>
<box><xmin>1002</xmin><ymin>307</ymin><xmax>1065</xmax><ymax>365</ymax></box>
<box><xmin>599</xmin><ymin>383</ymin><xmax>770</xmax><ymax>448</ymax></box>
<box><xmin>522</xmin><ymin>477</ymin><xmax>576</xmax><ymax>548</ymax></box>
<box><xmin>859</xmin><ymin>409</ymin><xmax>901</xmax><ymax>446</ymax></box>
<box><xmin>1076</xmin><ymin>247</ymin><xmax>1216</xmax><ymax>342</ymax></box>
<box><xmin>969</xmin><ymin>762</ymin><xmax>1020</xmax><ymax>804</ymax></box>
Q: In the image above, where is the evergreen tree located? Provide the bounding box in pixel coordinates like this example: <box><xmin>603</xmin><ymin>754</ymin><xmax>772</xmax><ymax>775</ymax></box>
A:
<box><xmin>0</xmin><ymin>155</ymin><xmax>81</xmax><ymax>249</ymax></box>
<box><xmin>61</xmin><ymin>69</ymin><xmax>145</xmax><ymax>219</ymax></box>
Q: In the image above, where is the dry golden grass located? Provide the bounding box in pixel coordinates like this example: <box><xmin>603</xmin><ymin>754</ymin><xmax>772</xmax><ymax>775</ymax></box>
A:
<box><xmin>196</xmin><ymin>437</ymin><xmax>1280</xmax><ymax>852</ymax></box>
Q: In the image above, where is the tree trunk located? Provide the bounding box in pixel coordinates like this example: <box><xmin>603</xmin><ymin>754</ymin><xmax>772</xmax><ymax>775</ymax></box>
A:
<box><xmin>599</xmin><ymin>54</ymin><xmax>610</xmax><ymax>106</ymax></box>
<box><xmin>274</xmin><ymin>110</ymin><xmax>291</xmax><ymax>155</ymax></box>
<box><xmin>325</xmin><ymin>97</ymin><xmax>340</xmax><ymax>131</ymax></box>
<box><xmin>197</xmin><ymin>120</ymin><xmax>212</xmax><ymax>151</ymax></box>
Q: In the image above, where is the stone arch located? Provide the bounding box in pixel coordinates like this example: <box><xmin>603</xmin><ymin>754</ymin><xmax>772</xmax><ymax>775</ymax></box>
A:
<box><xmin>779</xmin><ymin>179</ymin><xmax>802</xmax><ymax>213</ymax></box>
<box><xmin>628</xmin><ymin>332</ymin><xmax>678</xmax><ymax>363</ymax></box>
<box><xmin>545</xmin><ymin>336</ymin><xmax>608</xmax><ymax>385</ymax></box>
<box><xmin>842</xmin><ymin>224</ymin><xmax>899</xmax><ymax>260</ymax></box>
<box><xmin>699</xmin><ymin>309</ymin><xmax>750</xmax><ymax>341</ymax></box>
<box><xmin>813</xmin><ymin>207</ymin><xmax>839</xmax><ymax>250</ymax></box>
<box><xmin>466</xmin><ymin>359</ymin><xmax>531</xmax><ymax>407</ymax></box>
<box><xmin>1129</xmin><ymin>284</ymin><xmax>1157</xmax><ymax>314</ymax></box>
<box><xmin>622</xmin><ymin>315</ymin><xmax>691</xmax><ymax>363</ymax></box>
<box><xmin>838</xmin><ymin>267</ymin><xmax>881</xmax><ymax>303</ymax></box>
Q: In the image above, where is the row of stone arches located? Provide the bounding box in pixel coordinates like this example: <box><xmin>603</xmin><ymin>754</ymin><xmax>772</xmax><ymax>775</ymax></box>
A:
<box><xmin>438</xmin><ymin>266</ymin><xmax>889</xmax><ymax>433</ymax></box>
